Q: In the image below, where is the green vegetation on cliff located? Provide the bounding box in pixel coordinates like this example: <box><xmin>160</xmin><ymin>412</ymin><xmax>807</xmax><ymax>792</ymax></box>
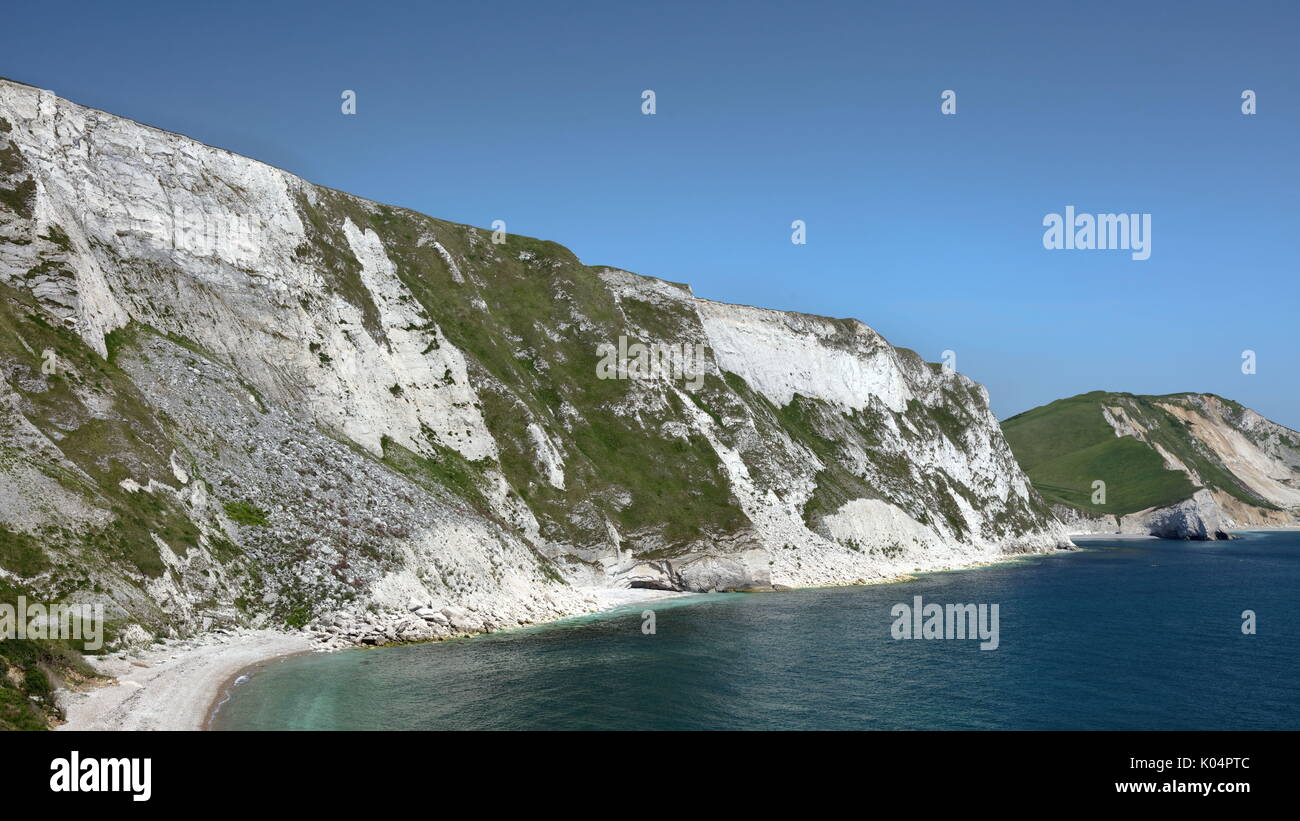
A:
<box><xmin>1002</xmin><ymin>391</ymin><xmax>1271</xmax><ymax>515</ymax></box>
<box><xmin>0</xmin><ymin>580</ymin><xmax>100</xmax><ymax>731</ymax></box>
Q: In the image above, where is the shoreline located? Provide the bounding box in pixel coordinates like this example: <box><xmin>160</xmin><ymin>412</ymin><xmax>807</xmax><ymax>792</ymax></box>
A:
<box><xmin>1229</xmin><ymin>525</ymin><xmax>1300</xmax><ymax>531</ymax></box>
<box><xmin>69</xmin><ymin>529</ymin><xmax>1285</xmax><ymax>732</ymax></box>
<box><xmin>203</xmin><ymin>646</ymin><xmax>315</xmax><ymax>730</ymax></box>
<box><xmin>204</xmin><ymin>548</ymin><xmax>1073</xmax><ymax>728</ymax></box>
<box><xmin>58</xmin><ymin>588</ymin><xmax>691</xmax><ymax>732</ymax></box>
<box><xmin>1068</xmin><ymin>527</ymin><xmax>1300</xmax><ymax>541</ymax></box>
<box><xmin>56</xmin><ymin>629</ymin><xmax>315</xmax><ymax>731</ymax></box>
<box><xmin>206</xmin><ymin>586</ymin><xmax>705</xmax><ymax>728</ymax></box>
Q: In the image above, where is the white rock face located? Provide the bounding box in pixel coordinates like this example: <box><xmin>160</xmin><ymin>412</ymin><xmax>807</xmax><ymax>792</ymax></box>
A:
<box><xmin>697</xmin><ymin>300</ymin><xmax>913</xmax><ymax>413</ymax></box>
<box><xmin>0</xmin><ymin>81</ymin><xmax>494</xmax><ymax>466</ymax></box>
<box><xmin>0</xmin><ymin>80</ymin><xmax>1071</xmax><ymax>644</ymax></box>
<box><xmin>1102</xmin><ymin>404</ymin><xmax>1147</xmax><ymax>440</ymax></box>
<box><xmin>1055</xmin><ymin>491</ymin><xmax>1232</xmax><ymax>540</ymax></box>
<box><xmin>1160</xmin><ymin>398</ymin><xmax>1300</xmax><ymax>510</ymax></box>
<box><xmin>1141</xmin><ymin>489</ymin><xmax>1231</xmax><ymax>540</ymax></box>
<box><xmin>337</xmin><ymin>218</ymin><xmax>496</xmax><ymax>460</ymax></box>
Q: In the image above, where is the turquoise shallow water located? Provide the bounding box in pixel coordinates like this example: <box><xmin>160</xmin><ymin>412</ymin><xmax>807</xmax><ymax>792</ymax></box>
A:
<box><xmin>214</xmin><ymin>532</ymin><xmax>1300</xmax><ymax>730</ymax></box>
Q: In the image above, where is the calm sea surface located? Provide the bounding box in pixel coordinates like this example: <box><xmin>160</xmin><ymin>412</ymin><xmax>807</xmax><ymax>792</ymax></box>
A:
<box><xmin>214</xmin><ymin>532</ymin><xmax>1300</xmax><ymax>730</ymax></box>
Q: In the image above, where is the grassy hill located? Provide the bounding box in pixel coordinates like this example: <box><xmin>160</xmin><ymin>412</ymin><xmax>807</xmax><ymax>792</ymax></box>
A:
<box><xmin>1001</xmin><ymin>391</ymin><xmax>1273</xmax><ymax>515</ymax></box>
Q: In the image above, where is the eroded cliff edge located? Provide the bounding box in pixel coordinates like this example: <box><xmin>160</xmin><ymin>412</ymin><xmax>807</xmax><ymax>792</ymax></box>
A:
<box><xmin>1003</xmin><ymin>392</ymin><xmax>1300</xmax><ymax>540</ymax></box>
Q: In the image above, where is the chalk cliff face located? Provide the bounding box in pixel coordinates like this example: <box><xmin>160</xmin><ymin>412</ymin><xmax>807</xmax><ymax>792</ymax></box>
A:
<box><xmin>0</xmin><ymin>79</ymin><xmax>1066</xmax><ymax>646</ymax></box>
<box><xmin>1003</xmin><ymin>392</ymin><xmax>1300</xmax><ymax>540</ymax></box>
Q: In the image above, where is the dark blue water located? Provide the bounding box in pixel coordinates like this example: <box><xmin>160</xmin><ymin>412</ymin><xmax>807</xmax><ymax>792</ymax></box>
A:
<box><xmin>214</xmin><ymin>532</ymin><xmax>1300</xmax><ymax>730</ymax></box>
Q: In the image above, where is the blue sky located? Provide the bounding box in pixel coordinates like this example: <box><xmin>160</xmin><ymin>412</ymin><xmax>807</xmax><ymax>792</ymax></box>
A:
<box><xmin>5</xmin><ymin>0</ymin><xmax>1297</xmax><ymax>426</ymax></box>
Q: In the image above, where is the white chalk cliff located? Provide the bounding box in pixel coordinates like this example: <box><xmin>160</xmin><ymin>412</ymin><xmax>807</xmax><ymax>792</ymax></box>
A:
<box><xmin>0</xmin><ymin>79</ymin><xmax>1068</xmax><ymax>647</ymax></box>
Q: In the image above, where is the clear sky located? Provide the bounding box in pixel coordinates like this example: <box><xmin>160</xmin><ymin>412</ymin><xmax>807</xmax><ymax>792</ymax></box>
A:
<box><xmin>4</xmin><ymin>0</ymin><xmax>1297</xmax><ymax>427</ymax></box>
